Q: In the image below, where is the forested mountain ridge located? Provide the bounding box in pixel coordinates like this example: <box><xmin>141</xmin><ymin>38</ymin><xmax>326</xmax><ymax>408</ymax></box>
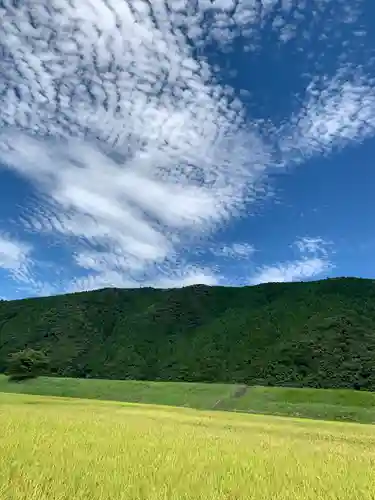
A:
<box><xmin>1</xmin><ymin>277</ymin><xmax>375</xmax><ymax>390</ymax></box>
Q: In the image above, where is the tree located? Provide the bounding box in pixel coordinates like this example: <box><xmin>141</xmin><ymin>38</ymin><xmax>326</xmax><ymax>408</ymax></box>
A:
<box><xmin>6</xmin><ymin>348</ymin><xmax>49</xmax><ymax>381</ymax></box>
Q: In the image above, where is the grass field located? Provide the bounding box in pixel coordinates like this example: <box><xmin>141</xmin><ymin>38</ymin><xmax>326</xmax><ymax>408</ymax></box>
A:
<box><xmin>1</xmin><ymin>374</ymin><xmax>375</xmax><ymax>424</ymax></box>
<box><xmin>1</xmin><ymin>392</ymin><xmax>375</xmax><ymax>500</ymax></box>
<box><xmin>0</xmin><ymin>375</ymin><xmax>236</xmax><ymax>409</ymax></box>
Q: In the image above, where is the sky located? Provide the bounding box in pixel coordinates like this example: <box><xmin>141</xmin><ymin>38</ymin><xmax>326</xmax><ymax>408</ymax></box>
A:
<box><xmin>0</xmin><ymin>0</ymin><xmax>375</xmax><ymax>299</ymax></box>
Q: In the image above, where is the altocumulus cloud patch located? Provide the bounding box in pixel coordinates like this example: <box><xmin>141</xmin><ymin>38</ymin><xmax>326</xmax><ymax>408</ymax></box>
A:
<box><xmin>0</xmin><ymin>0</ymin><xmax>374</xmax><ymax>296</ymax></box>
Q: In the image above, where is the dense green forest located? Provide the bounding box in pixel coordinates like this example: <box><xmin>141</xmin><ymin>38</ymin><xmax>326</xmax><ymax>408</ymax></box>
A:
<box><xmin>1</xmin><ymin>277</ymin><xmax>375</xmax><ymax>390</ymax></box>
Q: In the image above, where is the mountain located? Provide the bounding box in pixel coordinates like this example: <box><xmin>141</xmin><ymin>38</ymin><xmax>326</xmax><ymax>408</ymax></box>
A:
<box><xmin>1</xmin><ymin>277</ymin><xmax>375</xmax><ymax>390</ymax></box>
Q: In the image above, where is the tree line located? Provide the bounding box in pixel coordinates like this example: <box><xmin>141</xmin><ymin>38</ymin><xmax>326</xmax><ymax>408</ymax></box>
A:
<box><xmin>1</xmin><ymin>278</ymin><xmax>375</xmax><ymax>390</ymax></box>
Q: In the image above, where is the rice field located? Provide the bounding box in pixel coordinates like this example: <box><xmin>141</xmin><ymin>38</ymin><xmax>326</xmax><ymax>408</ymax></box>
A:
<box><xmin>1</xmin><ymin>392</ymin><xmax>375</xmax><ymax>500</ymax></box>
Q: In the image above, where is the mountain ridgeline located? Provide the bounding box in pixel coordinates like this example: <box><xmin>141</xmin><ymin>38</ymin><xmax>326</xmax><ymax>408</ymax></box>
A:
<box><xmin>1</xmin><ymin>277</ymin><xmax>375</xmax><ymax>390</ymax></box>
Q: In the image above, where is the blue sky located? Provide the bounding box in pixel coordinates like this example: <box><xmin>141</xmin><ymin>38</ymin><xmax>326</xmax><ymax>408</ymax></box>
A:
<box><xmin>0</xmin><ymin>0</ymin><xmax>375</xmax><ymax>299</ymax></box>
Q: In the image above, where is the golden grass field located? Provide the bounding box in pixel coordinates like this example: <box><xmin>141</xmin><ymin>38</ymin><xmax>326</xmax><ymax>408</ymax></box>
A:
<box><xmin>1</xmin><ymin>392</ymin><xmax>375</xmax><ymax>500</ymax></box>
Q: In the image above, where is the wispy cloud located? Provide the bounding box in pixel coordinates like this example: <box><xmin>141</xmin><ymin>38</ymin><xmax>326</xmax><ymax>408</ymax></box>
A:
<box><xmin>0</xmin><ymin>0</ymin><xmax>270</xmax><ymax>291</ymax></box>
<box><xmin>293</xmin><ymin>236</ymin><xmax>331</xmax><ymax>257</ymax></box>
<box><xmin>250</xmin><ymin>236</ymin><xmax>333</xmax><ymax>285</ymax></box>
<box><xmin>0</xmin><ymin>233</ymin><xmax>61</xmax><ymax>298</ymax></box>
<box><xmin>181</xmin><ymin>0</ymin><xmax>364</xmax><ymax>52</ymax></box>
<box><xmin>250</xmin><ymin>257</ymin><xmax>330</xmax><ymax>285</ymax></box>
<box><xmin>0</xmin><ymin>233</ymin><xmax>32</xmax><ymax>283</ymax></box>
<box><xmin>0</xmin><ymin>0</ymin><xmax>372</xmax><ymax>294</ymax></box>
<box><xmin>68</xmin><ymin>256</ymin><xmax>220</xmax><ymax>292</ymax></box>
<box><xmin>278</xmin><ymin>69</ymin><xmax>375</xmax><ymax>164</ymax></box>
<box><xmin>211</xmin><ymin>242</ymin><xmax>255</xmax><ymax>259</ymax></box>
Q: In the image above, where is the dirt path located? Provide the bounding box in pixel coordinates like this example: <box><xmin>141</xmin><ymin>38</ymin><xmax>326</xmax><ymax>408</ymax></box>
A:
<box><xmin>212</xmin><ymin>384</ymin><xmax>248</xmax><ymax>409</ymax></box>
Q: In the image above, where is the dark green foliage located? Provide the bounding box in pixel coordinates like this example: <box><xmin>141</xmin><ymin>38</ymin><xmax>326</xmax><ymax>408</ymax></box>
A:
<box><xmin>1</xmin><ymin>277</ymin><xmax>375</xmax><ymax>389</ymax></box>
<box><xmin>6</xmin><ymin>348</ymin><xmax>49</xmax><ymax>381</ymax></box>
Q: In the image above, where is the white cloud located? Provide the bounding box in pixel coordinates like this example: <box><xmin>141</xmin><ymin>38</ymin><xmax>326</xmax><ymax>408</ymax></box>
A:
<box><xmin>191</xmin><ymin>0</ymin><xmax>364</xmax><ymax>52</ymax></box>
<box><xmin>250</xmin><ymin>257</ymin><xmax>330</xmax><ymax>285</ymax></box>
<box><xmin>293</xmin><ymin>236</ymin><xmax>331</xmax><ymax>257</ymax></box>
<box><xmin>0</xmin><ymin>233</ymin><xmax>61</xmax><ymax>298</ymax></box>
<box><xmin>278</xmin><ymin>70</ymin><xmax>375</xmax><ymax>163</ymax></box>
<box><xmin>0</xmin><ymin>233</ymin><xmax>32</xmax><ymax>283</ymax></box>
<box><xmin>0</xmin><ymin>0</ymin><xmax>372</xmax><ymax>294</ymax></box>
<box><xmin>250</xmin><ymin>236</ymin><xmax>333</xmax><ymax>285</ymax></box>
<box><xmin>68</xmin><ymin>259</ymin><xmax>220</xmax><ymax>292</ymax></box>
<box><xmin>0</xmin><ymin>0</ymin><xmax>270</xmax><ymax>292</ymax></box>
<box><xmin>211</xmin><ymin>242</ymin><xmax>255</xmax><ymax>259</ymax></box>
<box><xmin>147</xmin><ymin>268</ymin><xmax>220</xmax><ymax>289</ymax></box>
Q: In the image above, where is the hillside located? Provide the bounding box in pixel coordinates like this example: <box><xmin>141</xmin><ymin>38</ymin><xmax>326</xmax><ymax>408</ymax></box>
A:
<box><xmin>1</xmin><ymin>277</ymin><xmax>375</xmax><ymax>390</ymax></box>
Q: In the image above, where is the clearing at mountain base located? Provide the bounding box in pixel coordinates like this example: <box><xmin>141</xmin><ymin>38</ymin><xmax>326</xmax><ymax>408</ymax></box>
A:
<box><xmin>1</xmin><ymin>375</ymin><xmax>375</xmax><ymax>424</ymax></box>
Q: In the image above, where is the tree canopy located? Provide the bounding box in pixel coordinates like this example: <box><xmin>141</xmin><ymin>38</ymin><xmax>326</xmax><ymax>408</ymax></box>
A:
<box><xmin>6</xmin><ymin>348</ymin><xmax>49</xmax><ymax>381</ymax></box>
<box><xmin>0</xmin><ymin>278</ymin><xmax>375</xmax><ymax>389</ymax></box>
